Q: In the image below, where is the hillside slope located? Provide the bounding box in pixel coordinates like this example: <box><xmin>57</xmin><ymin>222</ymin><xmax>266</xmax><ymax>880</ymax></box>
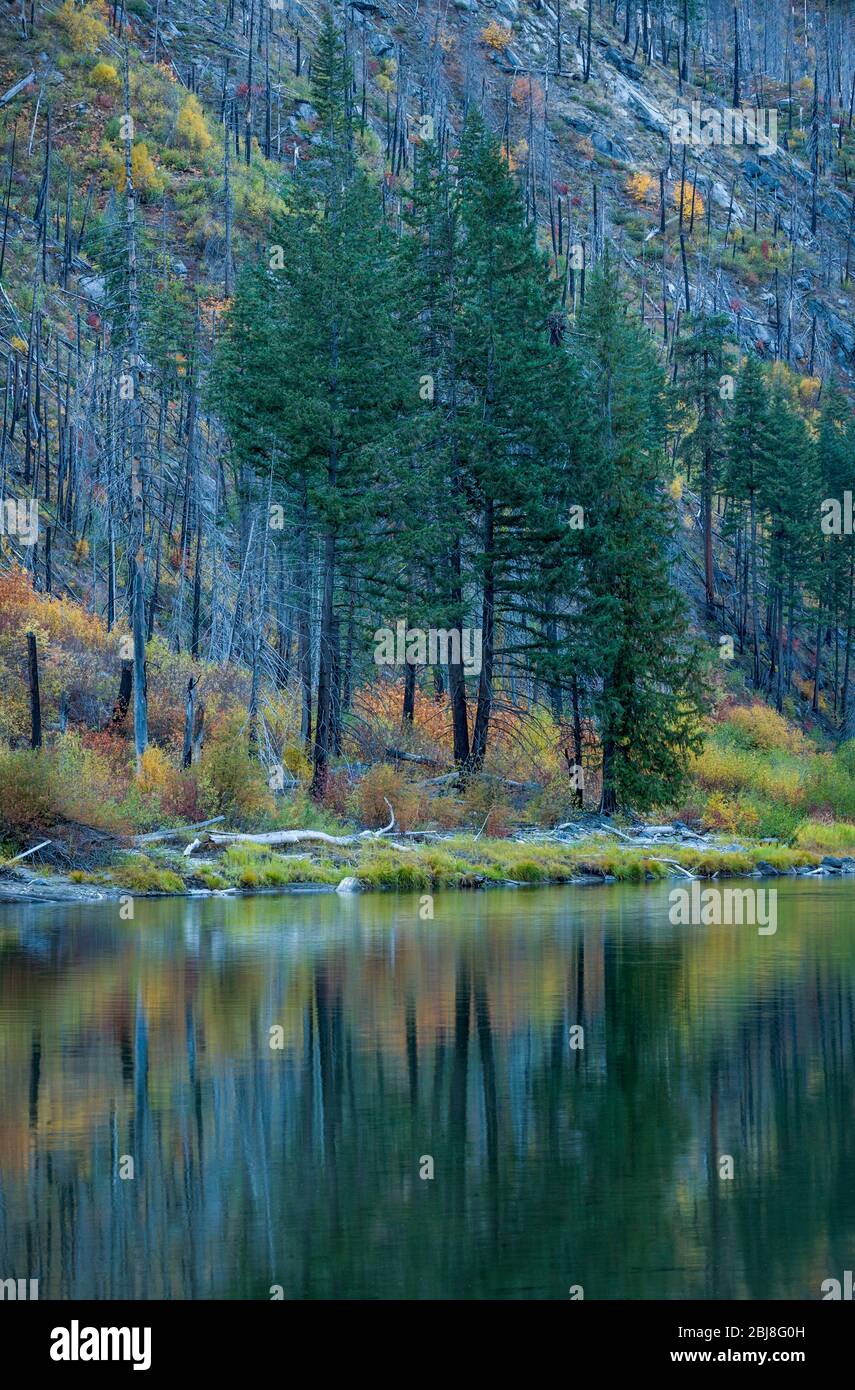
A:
<box><xmin>1</xmin><ymin>0</ymin><xmax>855</xmax><ymax>875</ymax></box>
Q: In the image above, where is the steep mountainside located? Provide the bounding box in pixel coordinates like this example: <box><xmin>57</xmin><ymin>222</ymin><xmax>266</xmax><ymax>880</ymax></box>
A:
<box><xmin>2</xmin><ymin>0</ymin><xmax>855</xmax><ymax>869</ymax></box>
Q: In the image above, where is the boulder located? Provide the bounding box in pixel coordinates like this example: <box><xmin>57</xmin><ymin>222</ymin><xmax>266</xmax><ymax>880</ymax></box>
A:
<box><xmin>336</xmin><ymin>876</ymin><xmax>362</xmax><ymax>894</ymax></box>
<box><xmin>591</xmin><ymin>130</ymin><xmax>631</xmax><ymax>163</ymax></box>
<box><xmin>564</xmin><ymin>113</ymin><xmax>594</xmax><ymax>136</ymax></box>
<box><xmin>627</xmin><ymin>89</ymin><xmax>671</xmax><ymax>137</ymax></box>
<box><xmin>79</xmin><ymin>274</ymin><xmax>106</xmax><ymax>304</ymax></box>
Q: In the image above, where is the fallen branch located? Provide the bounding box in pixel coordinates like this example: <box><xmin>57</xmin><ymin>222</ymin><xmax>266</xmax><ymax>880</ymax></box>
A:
<box><xmin>651</xmin><ymin>858</ymin><xmax>698</xmax><ymax>880</ymax></box>
<box><xmin>384</xmin><ymin>747</ymin><xmax>441</xmax><ymax>767</ymax></box>
<box><xmin>4</xmin><ymin>839</ymin><xmax>51</xmax><ymax>865</ymax></box>
<box><xmin>133</xmin><ymin>816</ymin><xmax>225</xmax><ymax>846</ymax></box>
<box><xmin>0</xmin><ymin>72</ymin><xmax>36</xmax><ymax>107</ymax></box>
<box><xmin>183</xmin><ymin>801</ymin><xmax>415</xmax><ymax>855</ymax></box>
<box><xmin>418</xmin><ymin>772</ymin><xmax>461</xmax><ymax>788</ymax></box>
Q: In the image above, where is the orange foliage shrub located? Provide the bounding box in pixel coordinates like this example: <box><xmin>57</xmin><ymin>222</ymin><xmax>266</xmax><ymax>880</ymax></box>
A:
<box><xmin>353</xmin><ymin>764</ymin><xmax>426</xmax><ymax>832</ymax></box>
<box><xmin>0</xmin><ymin>567</ymin><xmax>112</xmax><ymax>739</ymax></box>
<box><xmin>321</xmin><ymin>769</ymin><xmax>351</xmax><ymax>818</ymax></box>
<box><xmin>511</xmin><ymin>76</ymin><xmax>544</xmax><ymax>114</ymax></box>
<box><xmin>461</xmin><ymin>775</ymin><xmax>514</xmax><ymax>837</ymax></box>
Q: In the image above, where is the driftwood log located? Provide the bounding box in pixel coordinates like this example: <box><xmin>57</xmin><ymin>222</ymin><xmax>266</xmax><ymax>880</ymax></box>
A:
<box><xmin>132</xmin><ymin>815</ymin><xmax>225</xmax><ymax>846</ymax></box>
<box><xmin>182</xmin><ymin>801</ymin><xmax>416</xmax><ymax>855</ymax></box>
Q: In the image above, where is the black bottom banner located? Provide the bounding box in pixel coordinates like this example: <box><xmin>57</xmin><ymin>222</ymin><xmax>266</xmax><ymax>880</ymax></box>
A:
<box><xmin>1</xmin><ymin>1298</ymin><xmax>850</xmax><ymax>1375</ymax></box>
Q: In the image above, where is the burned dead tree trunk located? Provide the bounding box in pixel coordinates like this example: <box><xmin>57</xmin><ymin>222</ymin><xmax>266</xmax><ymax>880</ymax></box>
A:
<box><xmin>26</xmin><ymin>630</ymin><xmax>41</xmax><ymax>749</ymax></box>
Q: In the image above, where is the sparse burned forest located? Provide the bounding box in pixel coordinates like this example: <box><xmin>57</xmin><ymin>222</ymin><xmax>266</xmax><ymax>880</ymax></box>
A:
<box><xmin>1</xmin><ymin>0</ymin><xmax>855</xmax><ymax>1345</ymax></box>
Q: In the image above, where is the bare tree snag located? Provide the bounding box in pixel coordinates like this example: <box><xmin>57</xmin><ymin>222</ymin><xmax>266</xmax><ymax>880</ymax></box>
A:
<box><xmin>26</xmin><ymin>631</ymin><xmax>42</xmax><ymax>750</ymax></box>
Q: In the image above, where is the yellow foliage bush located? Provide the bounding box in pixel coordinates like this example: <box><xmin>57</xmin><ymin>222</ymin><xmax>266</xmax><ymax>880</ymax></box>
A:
<box><xmin>0</xmin><ymin>738</ymin><xmax>128</xmax><ymax>838</ymax></box>
<box><xmin>798</xmin><ymin>375</ymin><xmax>821</xmax><ymax>408</ymax></box>
<box><xmin>281</xmin><ymin>742</ymin><xmax>312</xmax><ymax>784</ymax></box>
<box><xmin>480</xmin><ymin>20</ymin><xmax>512</xmax><ymax>51</ymax></box>
<box><xmin>55</xmin><ymin>0</ymin><xmax>108</xmax><ymax>55</ymax></box>
<box><xmin>199</xmin><ymin>719</ymin><xmax>274</xmax><ymax>822</ymax></box>
<box><xmin>136</xmin><ymin>744</ymin><xmax>181</xmax><ymax>801</ymax></box>
<box><xmin>0</xmin><ymin>568</ymin><xmax>110</xmax><ymax>743</ymax></box>
<box><xmin>692</xmin><ymin>743</ymin><xmax>758</xmax><ymax>793</ymax></box>
<box><xmin>0</xmin><ymin>747</ymin><xmax>56</xmax><ymax>834</ymax></box>
<box><xmin>176</xmin><ymin>94</ymin><xmax>212</xmax><ymax>153</ymax></box>
<box><xmin>114</xmin><ymin>142</ymin><xmax>165</xmax><ymax>201</ymax></box>
<box><xmin>626</xmin><ymin>172</ymin><xmax>657</xmax><ymax>203</ymax></box>
<box><xmin>673</xmin><ymin>179</ymin><xmax>704</xmax><ymax>223</ymax></box>
<box><xmin>90</xmin><ymin>61</ymin><xmax>120</xmax><ymax>91</ymax></box>
<box><xmin>725</xmin><ymin>702</ymin><xmax>807</xmax><ymax>753</ymax></box>
<box><xmin>702</xmin><ymin>791</ymin><xmax>759</xmax><ymax>835</ymax></box>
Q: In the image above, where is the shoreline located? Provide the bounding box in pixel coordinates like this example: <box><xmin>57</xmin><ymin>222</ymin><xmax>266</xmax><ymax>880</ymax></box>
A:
<box><xmin>2</xmin><ymin>832</ymin><xmax>854</xmax><ymax>907</ymax></box>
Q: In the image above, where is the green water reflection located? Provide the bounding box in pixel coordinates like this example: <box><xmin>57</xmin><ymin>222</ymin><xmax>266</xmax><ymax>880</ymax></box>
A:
<box><xmin>0</xmin><ymin>880</ymin><xmax>853</xmax><ymax>1299</ymax></box>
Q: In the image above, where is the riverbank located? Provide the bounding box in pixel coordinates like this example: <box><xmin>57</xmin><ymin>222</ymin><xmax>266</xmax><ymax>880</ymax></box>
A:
<box><xmin>3</xmin><ymin>826</ymin><xmax>854</xmax><ymax>905</ymax></box>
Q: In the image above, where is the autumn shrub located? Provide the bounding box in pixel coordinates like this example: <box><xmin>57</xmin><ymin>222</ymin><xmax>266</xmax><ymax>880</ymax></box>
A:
<box><xmin>701</xmin><ymin>791</ymin><xmax>763</xmax><ymax>837</ymax></box>
<box><xmin>673</xmin><ymin>179</ymin><xmax>704</xmax><ymax>223</ymax></box>
<box><xmin>0</xmin><ymin>748</ymin><xmax>56</xmax><ymax>836</ymax></box>
<box><xmin>176</xmin><ymin>93</ymin><xmax>212</xmax><ymax>153</ymax></box>
<box><xmin>144</xmin><ymin>635</ymin><xmax>251</xmax><ymax>751</ymax></box>
<box><xmin>692</xmin><ymin>742</ymin><xmax>761</xmax><ymax>794</ymax></box>
<box><xmin>349</xmin><ymin>676</ymin><xmax>449</xmax><ymax>764</ymax></box>
<box><xmin>428</xmin><ymin>795</ymin><xmax>465</xmax><ymax>830</ymax></box>
<box><xmin>55</xmin><ymin>0</ymin><xmax>109</xmax><ymax>54</ymax></box>
<box><xmin>90</xmin><ymin>61</ymin><xmax>120</xmax><ymax>91</ymax></box>
<box><xmin>375</xmin><ymin>57</ymin><xmax>397</xmax><ymax>94</ymax></box>
<box><xmin>52</xmin><ymin>732</ymin><xmax>129</xmax><ymax>830</ymax></box>
<box><xmin>803</xmin><ymin>753</ymin><xmax>855</xmax><ymax>822</ymax></box>
<box><xmin>113</xmin><ymin>142</ymin><xmax>165</xmax><ymax>201</ymax></box>
<box><xmin>321</xmin><ymin>769</ymin><xmax>351</xmax><ymax>818</ymax></box>
<box><xmin>131</xmin><ymin>744</ymin><xmax>187</xmax><ymax>820</ymax></box>
<box><xmin>511</xmin><ymin>76</ymin><xmax>544</xmax><ymax>114</ymax></box>
<box><xmin>461</xmin><ymin>776</ymin><xmax>514</xmax><ymax>837</ymax></box>
<box><xmin>0</xmin><ymin>738</ymin><xmax>128</xmax><ymax>838</ymax></box>
<box><xmin>480</xmin><ymin>20</ymin><xmax>512</xmax><ymax>51</ymax></box>
<box><xmin>352</xmin><ymin>764</ymin><xmax>426</xmax><ymax>832</ymax></box>
<box><xmin>626</xmin><ymin>171</ymin><xmax>657</xmax><ymax>203</ymax></box>
<box><xmin>723</xmin><ymin>702</ymin><xmax>807</xmax><ymax>753</ymax></box>
<box><xmin>0</xmin><ymin>568</ymin><xmax>112</xmax><ymax>739</ymax></box>
<box><xmin>693</xmin><ymin>740</ymin><xmax>803</xmax><ymax>807</ymax></box>
<box><xmin>281</xmin><ymin>741</ymin><xmax>312</xmax><ymax>784</ymax></box>
<box><xmin>528</xmin><ymin>771</ymin><xmax>578</xmax><ymax>826</ymax></box>
<box><xmin>198</xmin><ymin>719</ymin><xmax>274</xmax><ymax>822</ymax></box>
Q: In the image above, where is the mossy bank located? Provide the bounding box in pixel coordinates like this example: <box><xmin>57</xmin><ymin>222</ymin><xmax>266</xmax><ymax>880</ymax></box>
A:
<box><xmin>4</xmin><ymin>832</ymin><xmax>850</xmax><ymax>906</ymax></box>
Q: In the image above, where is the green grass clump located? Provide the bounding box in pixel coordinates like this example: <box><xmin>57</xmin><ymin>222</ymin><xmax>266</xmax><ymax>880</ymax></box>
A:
<box><xmin>357</xmin><ymin>849</ymin><xmax>434</xmax><ymax>891</ymax></box>
<box><xmin>794</xmin><ymin>820</ymin><xmax>855</xmax><ymax>853</ymax></box>
<box><xmin>221</xmin><ymin>842</ymin><xmax>341</xmax><ymax>888</ymax></box>
<box><xmin>110</xmin><ymin>857</ymin><xmax>185</xmax><ymax>893</ymax></box>
<box><xmin>197</xmin><ymin>869</ymin><xmax>229</xmax><ymax>890</ymax></box>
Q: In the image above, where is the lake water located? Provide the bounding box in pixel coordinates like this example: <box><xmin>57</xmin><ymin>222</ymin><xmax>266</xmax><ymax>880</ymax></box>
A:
<box><xmin>1</xmin><ymin>879</ymin><xmax>853</xmax><ymax>1300</ymax></box>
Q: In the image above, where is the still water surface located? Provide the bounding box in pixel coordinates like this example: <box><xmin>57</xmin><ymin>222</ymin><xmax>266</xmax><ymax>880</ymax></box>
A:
<box><xmin>1</xmin><ymin>880</ymin><xmax>853</xmax><ymax>1299</ymax></box>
